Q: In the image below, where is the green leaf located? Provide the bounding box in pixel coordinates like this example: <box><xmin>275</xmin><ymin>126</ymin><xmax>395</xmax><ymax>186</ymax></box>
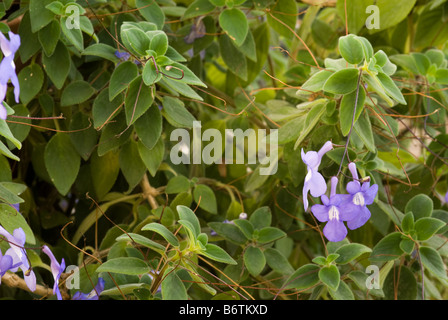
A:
<box><xmin>293</xmin><ymin>100</ymin><xmax>326</xmax><ymax>149</ymax></box>
<box><xmin>335</xmin><ymin>243</ymin><xmax>372</xmax><ymax>265</ymax></box>
<box><xmin>419</xmin><ymin>246</ymin><xmax>447</xmax><ymax>280</ymax></box>
<box><xmin>109</xmin><ymin>61</ymin><xmax>139</xmax><ymax>101</ymax></box>
<box><xmin>336</xmin><ymin>0</ymin><xmax>374</xmax><ymax>34</ymax></box>
<box><xmin>323</xmin><ymin>68</ymin><xmax>360</xmax><ymax>95</ymax></box>
<box><xmin>0</xmin><ymin>203</ymin><xmax>35</xmax><ymax>244</ymax></box>
<box><xmin>142</xmin><ymin>59</ymin><xmax>161</xmax><ymax>85</ymax></box>
<box><xmin>264</xmin><ymin>248</ymin><xmax>294</xmax><ymax>275</ymax></box>
<box><xmin>328</xmin><ymin>280</ymin><xmax>354</xmax><ymax>300</ymax></box>
<box><xmin>150</xmin><ymin>32</ymin><xmax>168</xmax><ymax>56</ymax></box>
<box><xmin>244</xmin><ymin>246</ymin><xmax>266</xmax><ymax>276</ymax></box>
<box><xmin>318</xmin><ymin>265</ymin><xmax>340</xmax><ymax>291</ymax></box>
<box><xmin>219</xmin><ymin>8</ymin><xmax>248</xmax><ymax>46</ymax></box>
<box><xmin>165</xmin><ymin>175</ymin><xmax>190</xmax><ymax>194</ymax></box>
<box><xmin>61</xmin><ymin>81</ymin><xmax>95</xmax><ymax>106</ymax></box>
<box><xmin>92</xmin><ymin>88</ymin><xmax>123</xmax><ymax>130</ymax></box>
<box><xmin>18</xmin><ymin>12</ymin><xmax>41</xmax><ymax>63</ymax></box>
<box><xmin>97</xmin><ymin>257</ymin><xmax>150</xmax><ymax>275</ymax></box>
<box><xmin>29</xmin><ymin>0</ymin><xmax>54</xmax><ymax>32</ymax></box>
<box><xmin>136</xmin><ymin>0</ymin><xmax>165</xmax><ymax>30</ymax></box>
<box><xmin>399</xmin><ymin>238</ymin><xmax>415</xmax><ymax>254</ymax></box>
<box><xmin>207</xmin><ymin>222</ymin><xmax>247</xmax><ymax>245</ymax></box>
<box><xmin>285</xmin><ymin>264</ymin><xmax>320</xmax><ymax>290</ymax></box>
<box><xmin>115</xmin><ymin>233</ymin><xmax>166</xmax><ymax>253</ymax></box>
<box><xmin>201</xmin><ymin>243</ymin><xmax>237</xmax><ymax>265</ymax></box>
<box><xmin>161</xmin><ymin>268</ymin><xmax>188</xmax><ymax>300</ymax></box>
<box><xmin>121</xmin><ymin>24</ymin><xmax>150</xmax><ymax>57</ymax></box>
<box><xmin>257</xmin><ymin>227</ymin><xmax>286</xmax><ymax>244</ymax></box>
<box><xmin>219</xmin><ymin>34</ymin><xmax>247</xmax><ymax>81</ymax></box>
<box><xmin>339</xmin><ymin>86</ymin><xmax>366</xmax><ymax>136</ymax></box>
<box><xmin>193</xmin><ymin>184</ymin><xmax>217</xmax><ymax>214</ymax></box>
<box><xmin>297</xmin><ymin>70</ymin><xmax>333</xmax><ymax>95</ymax></box>
<box><xmin>44</xmin><ymin>133</ymin><xmax>80</xmax><ymax>195</ymax></box>
<box><xmin>383</xmin><ymin>265</ymin><xmax>417</xmax><ymax>300</ymax></box>
<box><xmin>414</xmin><ymin>217</ymin><xmax>446</xmax><ymax>241</ymax></box>
<box><xmin>377</xmin><ymin>72</ymin><xmax>406</xmax><ymax>105</ymax></box>
<box><xmin>18</xmin><ymin>64</ymin><xmax>44</xmax><ymax>105</ymax></box>
<box><xmin>61</xmin><ymin>16</ymin><xmax>84</xmax><ymax>51</ymax></box>
<box><xmin>142</xmin><ymin>223</ymin><xmax>179</xmax><ymax>247</ymax></box>
<box><xmin>267</xmin><ymin>0</ymin><xmax>297</xmax><ymax>37</ymax></box>
<box><xmin>401</xmin><ymin>211</ymin><xmax>415</xmax><ymax>234</ymax></box>
<box><xmin>82</xmin><ymin>43</ymin><xmax>120</xmax><ymax>63</ymax></box>
<box><xmin>233</xmin><ymin>219</ymin><xmax>254</xmax><ymax>240</ymax></box>
<box><xmin>69</xmin><ymin>112</ymin><xmax>98</xmax><ymax>160</ymax></box>
<box><xmin>405</xmin><ymin>194</ymin><xmax>433</xmax><ymax>220</ymax></box>
<box><xmin>90</xmin><ymin>150</ymin><xmax>120</xmax><ymax>201</ymax></box>
<box><xmin>119</xmin><ymin>140</ymin><xmax>146</xmax><ymax>191</ymax></box>
<box><xmin>353</xmin><ymin>110</ymin><xmax>376</xmax><ymax>153</ymax></box>
<box><xmin>0</xmin><ymin>119</ymin><xmax>22</xmax><ymax>150</ymax></box>
<box><xmin>183</xmin><ymin>0</ymin><xmax>215</xmax><ymax>20</ymax></box>
<box><xmin>249</xmin><ymin>206</ymin><xmax>272</xmax><ymax>230</ymax></box>
<box><xmin>138</xmin><ymin>138</ymin><xmax>164</xmax><ymax>177</ymax></box>
<box><xmin>161</xmin><ymin>96</ymin><xmax>196</xmax><ymax>128</ymax></box>
<box><xmin>125</xmin><ymin>76</ymin><xmax>154</xmax><ymax>126</ymax></box>
<box><xmin>42</xmin><ymin>42</ymin><xmax>71</xmax><ymax>90</ymax></box>
<box><xmin>370</xmin><ymin>232</ymin><xmax>403</xmax><ymax>262</ymax></box>
<box><xmin>375</xmin><ymin>0</ymin><xmax>417</xmax><ymax>31</ymax></box>
<box><xmin>338</xmin><ymin>34</ymin><xmax>364</xmax><ymax>65</ymax></box>
<box><xmin>177</xmin><ymin>205</ymin><xmax>201</xmax><ymax>238</ymax></box>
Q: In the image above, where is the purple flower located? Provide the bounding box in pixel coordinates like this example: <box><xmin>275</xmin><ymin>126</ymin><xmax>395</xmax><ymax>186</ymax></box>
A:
<box><xmin>0</xmin><ymin>250</ymin><xmax>14</xmax><ymax>281</ymax></box>
<box><xmin>311</xmin><ymin>177</ymin><xmax>356</xmax><ymax>242</ymax></box>
<box><xmin>184</xmin><ymin>19</ymin><xmax>206</xmax><ymax>44</ymax></box>
<box><xmin>445</xmin><ymin>191</ymin><xmax>448</xmax><ymax>204</ymax></box>
<box><xmin>0</xmin><ymin>31</ymin><xmax>21</xmax><ymax>119</ymax></box>
<box><xmin>42</xmin><ymin>245</ymin><xmax>66</xmax><ymax>300</ymax></box>
<box><xmin>72</xmin><ymin>277</ymin><xmax>105</xmax><ymax>300</ymax></box>
<box><xmin>115</xmin><ymin>50</ymin><xmax>130</xmax><ymax>60</ymax></box>
<box><xmin>0</xmin><ymin>225</ymin><xmax>36</xmax><ymax>291</ymax></box>
<box><xmin>301</xmin><ymin>141</ymin><xmax>333</xmax><ymax>211</ymax></box>
<box><xmin>344</xmin><ymin>162</ymin><xmax>378</xmax><ymax>230</ymax></box>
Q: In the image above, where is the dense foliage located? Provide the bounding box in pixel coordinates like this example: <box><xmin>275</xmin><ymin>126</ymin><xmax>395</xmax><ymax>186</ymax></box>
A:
<box><xmin>0</xmin><ymin>0</ymin><xmax>447</xmax><ymax>300</ymax></box>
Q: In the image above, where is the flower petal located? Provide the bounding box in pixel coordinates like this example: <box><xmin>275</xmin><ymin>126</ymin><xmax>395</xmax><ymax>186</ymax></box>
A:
<box><xmin>346</xmin><ymin>181</ymin><xmax>361</xmax><ymax>194</ymax></box>
<box><xmin>311</xmin><ymin>204</ymin><xmax>329</xmax><ymax>222</ymax></box>
<box><xmin>363</xmin><ymin>183</ymin><xmax>378</xmax><ymax>205</ymax></box>
<box><xmin>346</xmin><ymin>206</ymin><xmax>371</xmax><ymax>230</ymax></box>
<box><xmin>323</xmin><ymin>219</ymin><xmax>347</xmax><ymax>242</ymax></box>
<box><xmin>308</xmin><ymin>171</ymin><xmax>327</xmax><ymax>197</ymax></box>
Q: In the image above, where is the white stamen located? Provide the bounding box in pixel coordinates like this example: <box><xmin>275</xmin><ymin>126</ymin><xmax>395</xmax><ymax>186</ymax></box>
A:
<box><xmin>305</xmin><ymin>169</ymin><xmax>312</xmax><ymax>183</ymax></box>
<box><xmin>353</xmin><ymin>192</ymin><xmax>365</xmax><ymax>206</ymax></box>
<box><xmin>329</xmin><ymin>206</ymin><xmax>339</xmax><ymax>221</ymax></box>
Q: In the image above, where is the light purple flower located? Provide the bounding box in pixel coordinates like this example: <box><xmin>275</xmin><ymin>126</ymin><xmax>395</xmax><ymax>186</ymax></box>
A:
<box><xmin>0</xmin><ymin>250</ymin><xmax>14</xmax><ymax>281</ymax></box>
<box><xmin>42</xmin><ymin>245</ymin><xmax>66</xmax><ymax>300</ymax></box>
<box><xmin>301</xmin><ymin>141</ymin><xmax>333</xmax><ymax>211</ymax></box>
<box><xmin>0</xmin><ymin>31</ymin><xmax>21</xmax><ymax>119</ymax></box>
<box><xmin>445</xmin><ymin>191</ymin><xmax>448</xmax><ymax>204</ymax></box>
<box><xmin>0</xmin><ymin>225</ymin><xmax>36</xmax><ymax>291</ymax></box>
<box><xmin>311</xmin><ymin>177</ymin><xmax>356</xmax><ymax>242</ymax></box>
<box><xmin>72</xmin><ymin>277</ymin><xmax>105</xmax><ymax>300</ymax></box>
<box><xmin>344</xmin><ymin>162</ymin><xmax>378</xmax><ymax>230</ymax></box>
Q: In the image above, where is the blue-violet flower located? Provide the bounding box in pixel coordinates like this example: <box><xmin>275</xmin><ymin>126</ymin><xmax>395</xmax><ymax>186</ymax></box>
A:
<box><xmin>344</xmin><ymin>162</ymin><xmax>378</xmax><ymax>230</ymax></box>
<box><xmin>301</xmin><ymin>141</ymin><xmax>333</xmax><ymax>211</ymax></box>
<box><xmin>42</xmin><ymin>245</ymin><xmax>66</xmax><ymax>300</ymax></box>
<box><xmin>0</xmin><ymin>31</ymin><xmax>21</xmax><ymax>119</ymax></box>
<box><xmin>311</xmin><ymin>176</ymin><xmax>356</xmax><ymax>242</ymax></box>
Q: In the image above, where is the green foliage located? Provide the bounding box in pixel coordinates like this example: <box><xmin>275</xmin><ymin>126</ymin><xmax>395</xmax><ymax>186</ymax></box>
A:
<box><xmin>0</xmin><ymin>0</ymin><xmax>447</xmax><ymax>302</ymax></box>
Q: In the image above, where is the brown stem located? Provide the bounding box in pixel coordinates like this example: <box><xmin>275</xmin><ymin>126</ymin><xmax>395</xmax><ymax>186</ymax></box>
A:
<box><xmin>141</xmin><ymin>174</ymin><xmax>159</xmax><ymax>209</ymax></box>
<box><xmin>1</xmin><ymin>272</ymin><xmax>53</xmax><ymax>298</ymax></box>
